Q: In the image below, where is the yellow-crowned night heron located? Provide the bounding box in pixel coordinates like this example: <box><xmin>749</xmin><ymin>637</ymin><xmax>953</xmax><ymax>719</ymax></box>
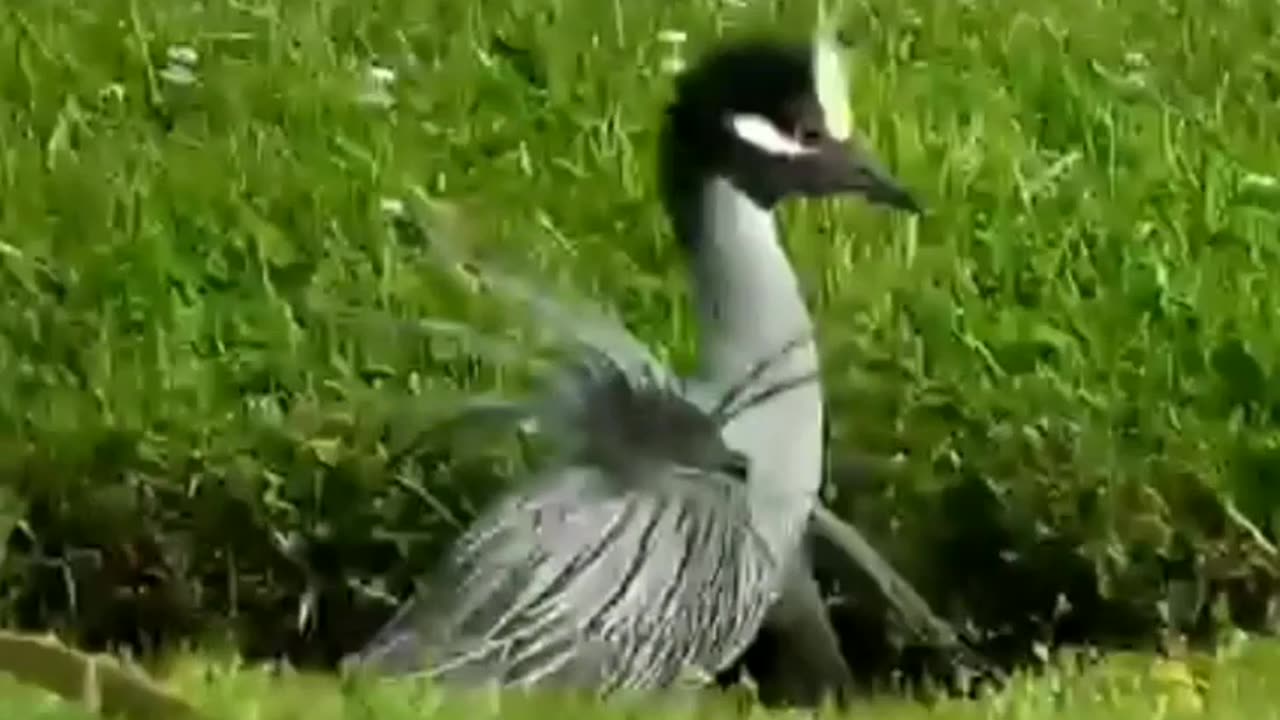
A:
<box><xmin>345</xmin><ymin>27</ymin><xmax>924</xmax><ymax>695</ymax></box>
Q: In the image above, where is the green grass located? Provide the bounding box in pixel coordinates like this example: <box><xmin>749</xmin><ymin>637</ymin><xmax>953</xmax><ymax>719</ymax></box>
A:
<box><xmin>137</xmin><ymin>636</ymin><xmax>1280</xmax><ymax>719</ymax></box>
<box><xmin>6</xmin><ymin>633</ymin><xmax>1280</xmax><ymax>718</ymax></box>
<box><xmin>2</xmin><ymin>0</ymin><xmax>1280</xmax><ymax>714</ymax></box>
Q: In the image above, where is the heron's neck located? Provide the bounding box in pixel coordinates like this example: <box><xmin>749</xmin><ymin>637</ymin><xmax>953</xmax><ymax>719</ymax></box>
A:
<box><xmin>682</xmin><ymin>178</ymin><xmax>816</xmax><ymax>397</ymax></box>
<box><xmin>678</xmin><ymin>176</ymin><xmax>825</xmax><ymax>564</ymax></box>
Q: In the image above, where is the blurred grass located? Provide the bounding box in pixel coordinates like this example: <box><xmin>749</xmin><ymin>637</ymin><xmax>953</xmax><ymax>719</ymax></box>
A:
<box><xmin>8</xmin><ymin>632</ymin><xmax>1280</xmax><ymax>718</ymax></box>
<box><xmin>1</xmin><ymin>0</ymin><xmax>1280</xmax><ymax>691</ymax></box>
<box><xmin>158</xmin><ymin>636</ymin><xmax>1280</xmax><ymax>719</ymax></box>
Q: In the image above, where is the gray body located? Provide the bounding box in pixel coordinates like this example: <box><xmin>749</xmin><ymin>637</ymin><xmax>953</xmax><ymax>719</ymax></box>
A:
<box><xmin>348</xmin><ymin>38</ymin><xmax>929</xmax><ymax>700</ymax></box>
<box><xmin>356</xmin><ymin>466</ymin><xmax>773</xmax><ymax>689</ymax></box>
<box><xmin>351</xmin><ymin>174</ymin><xmax>821</xmax><ymax>690</ymax></box>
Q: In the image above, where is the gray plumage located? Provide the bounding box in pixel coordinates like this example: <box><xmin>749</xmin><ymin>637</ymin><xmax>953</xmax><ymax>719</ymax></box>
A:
<box><xmin>352</xmin><ymin>354</ymin><xmax>782</xmax><ymax>690</ymax></box>
<box><xmin>346</xmin><ymin>33</ymin><xmax>929</xmax><ymax>698</ymax></box>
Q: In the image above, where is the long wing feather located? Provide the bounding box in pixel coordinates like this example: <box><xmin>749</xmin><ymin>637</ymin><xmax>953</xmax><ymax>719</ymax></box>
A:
<box><xmin>349</xmin><ymin>461</ymin><xmax>777</xmax><ymax>691</ymax></box>
<box><xmin>344</xmin><ymin>238</ymin><xmax>780</xmax><ymax>687</ymax></box>
<box><xmin>402</xmin><ymin>188</ymin><xmax>675</xmax><ymax>389</ymax></box>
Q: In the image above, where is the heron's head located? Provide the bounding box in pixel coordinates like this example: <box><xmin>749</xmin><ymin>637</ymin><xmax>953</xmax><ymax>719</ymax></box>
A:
<box><xmin>660</xmin><ymin>35</ymin><xmax>919</xmax><ymax>213</ymax></box>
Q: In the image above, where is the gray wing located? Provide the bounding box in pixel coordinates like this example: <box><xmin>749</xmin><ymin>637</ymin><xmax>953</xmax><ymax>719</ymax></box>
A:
<box><xmin>348</xmin><ymin>463</ymin><xmax>778</xmax><ymax>693</ymax></box>
<box><xmin>407</xmin><ymin>196</ymin><xmax>675</xmax><ymax>389</ymax></box>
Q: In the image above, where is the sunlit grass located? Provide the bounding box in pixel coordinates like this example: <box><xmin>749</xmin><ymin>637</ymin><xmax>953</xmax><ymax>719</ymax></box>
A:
<box><xmin>1</xmin><ymin>0</ymin><xmax>1280</xmax><ymax>714</ymax></box>
<box><xmin>7</xmin><ymin>634</ymin><xmax>1280</xmax><ymax>718</ymax></box>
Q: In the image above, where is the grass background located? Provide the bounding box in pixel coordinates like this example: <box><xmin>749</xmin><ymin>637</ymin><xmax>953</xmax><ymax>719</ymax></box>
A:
<box><xmin>2</xmin><ymin>0</ymin><xmax>1280</xmax><ymax>714</ymax></box>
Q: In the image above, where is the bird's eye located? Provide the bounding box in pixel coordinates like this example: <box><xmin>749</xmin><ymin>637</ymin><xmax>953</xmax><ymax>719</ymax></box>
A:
<box><xmin>797</xmin><ymin>126</ymin><xmax>824</xmax><ymax>145</ymax></box>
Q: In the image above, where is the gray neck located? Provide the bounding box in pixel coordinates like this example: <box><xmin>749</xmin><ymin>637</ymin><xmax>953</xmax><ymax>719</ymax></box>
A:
<box><xmin>678</xmin><ymin>175</ymin><xmax>825</xmax><ymax>567</ymax></box>
<box><xmin>685</xmin><ymin>178</ymin><xmax>814</xmax><ymax>384</ymax></box>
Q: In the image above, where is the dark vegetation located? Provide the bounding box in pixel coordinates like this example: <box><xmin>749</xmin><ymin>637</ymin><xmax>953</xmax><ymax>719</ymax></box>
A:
<box><xmin>2</xmin><ymin>0</ymin><xmax>1279</xmax><ymax>702</ymax></box>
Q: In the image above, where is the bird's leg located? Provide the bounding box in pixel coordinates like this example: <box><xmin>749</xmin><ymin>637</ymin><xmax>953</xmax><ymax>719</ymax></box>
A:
<box><xmin>808</xmin><ymin>506</ymin><xmax>1003</xmax><ymax>683</ymax></box>
<box><xmin>736</xmin><ymin>544</ymin><xmax>855</xmax><ymax>708</ymax></box>
<box><xmin>740</xmin><ymin>507</ymin><xmax>1001</xmax><ymax>709</ymax></box>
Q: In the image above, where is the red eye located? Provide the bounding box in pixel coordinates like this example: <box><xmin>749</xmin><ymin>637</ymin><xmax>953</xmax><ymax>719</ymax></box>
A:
<box><xmin>798</xmin><ymin>126</ymin><xmax>823</xmax><ymax>144</ymax></box>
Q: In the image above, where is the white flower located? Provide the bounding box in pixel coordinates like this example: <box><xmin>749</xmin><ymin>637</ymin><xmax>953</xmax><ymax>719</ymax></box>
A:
<box><xmin>368</xmin><ymin>64</ymin><xmax>397</xmax><ymax>86</ymax></box>
<box><xmin>656</xmin><ymin>28</ymin><xmax>688</xmax><ymax>76</ymax></box>
<box><xmin>379</xmin><ymin>196</ymin><xmax>406</xmax><ymax>217</ymax></box>
<box><xmin>159</xmin><ymin>64</ymin><xmax>198</xmax><ymax>86</ymax></box>
<box><xmin>660</xmin><ymin>57</ymin><xmax>686</xmax><ymax>74</ymax></box>
<box><xmin>98</xmin><ymin>82</ymin><xmax>126</xmax><ymax>104</ymax></box>
<box><xmin>1123</xmin><ymin>51</ymin><xmax>1149</xmax><ymax>70</ymax></box>
<box><xmin>358</xmin><ymin>63</ymin><xmax>397</xmax><ymax>108</ymax></box>
<box><xmin>167</xmin><ymin>44</ymin><xmax>199</xmax><ymax>66</ymax></box>
<box><xmin>160</xmin><ymin>43</ymin><xmax>200</xmax><ymax>86</ymax></box>
<box><xmin>1241</xmin><ymin>172</ymin><xmax>1280</xmax><ymax>192</ymax></box>
<box><xmin>656</xmin><ymin>29</ymin><xmax>687</xmax><ymax>45</ymax></box>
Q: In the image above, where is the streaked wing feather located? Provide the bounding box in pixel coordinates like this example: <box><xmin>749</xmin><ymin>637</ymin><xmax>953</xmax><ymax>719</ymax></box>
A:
<box><xmin>351</xmin><ymin>463</ymin><xmax>777</xmax><ymax>692</ymax></box>
<box><xmin>351</xmin><ymin>193</ymin><xmax>794</xmax><ymax>691</ymax></box>
<box><xmin>407</xmin><ymin>190</ymin><xmax>675</xmax><ymax>388</ymax></box>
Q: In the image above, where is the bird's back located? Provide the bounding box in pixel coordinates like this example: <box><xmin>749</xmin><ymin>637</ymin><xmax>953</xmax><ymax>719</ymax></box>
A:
<box><xmin>349</xmin><ymin>461</ymin><xmax>777</xmax><ymax>692</ymax></box>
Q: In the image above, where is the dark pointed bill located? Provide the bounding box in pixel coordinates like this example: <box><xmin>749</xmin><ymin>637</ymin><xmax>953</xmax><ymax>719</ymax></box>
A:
<box><xmin>827</xmin><ymin>138</ymin><xmax>921</xmax><ymax>213</ymax></box>
<box><xmin>811</xmin><ymin>10</ymin><xmax>921</xmax><ymax>214</ymax></box>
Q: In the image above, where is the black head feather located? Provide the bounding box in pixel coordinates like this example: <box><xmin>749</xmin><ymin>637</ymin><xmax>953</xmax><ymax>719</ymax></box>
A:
<box><xmin>658</xmin><ymin>37</ymin><xmax>919</xmax><ymax>229</ymax></box>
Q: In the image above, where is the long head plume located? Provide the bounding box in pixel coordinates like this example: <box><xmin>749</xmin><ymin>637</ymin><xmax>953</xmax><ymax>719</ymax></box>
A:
<box><xmin>813</xmin><ymin>0</ymin><xmax>852</xmax><ymax>143</ymax></box>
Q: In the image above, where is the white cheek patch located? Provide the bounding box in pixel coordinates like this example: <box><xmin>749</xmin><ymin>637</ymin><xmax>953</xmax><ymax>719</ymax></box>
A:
<box><xmin>729</xmin><ymin>113</ymin><xmax>816</xmax><ymax>157</ymax></box>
